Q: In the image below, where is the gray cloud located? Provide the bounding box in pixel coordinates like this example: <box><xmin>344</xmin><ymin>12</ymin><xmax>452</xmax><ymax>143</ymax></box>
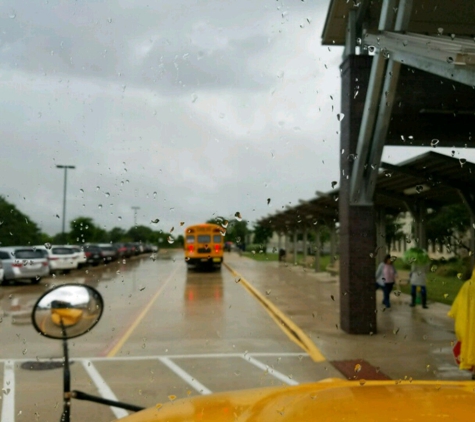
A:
<box><xmin>0</xmin><ymin>0</ymin><xmax>361</xmax><ymax>236</ymax></box>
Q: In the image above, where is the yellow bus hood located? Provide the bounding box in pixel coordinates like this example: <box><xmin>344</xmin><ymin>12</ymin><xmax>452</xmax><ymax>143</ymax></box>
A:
<box><xmin>116</xmin><ymin>378</ymin><xmax>475</xmax><ymax>422</ymax></box>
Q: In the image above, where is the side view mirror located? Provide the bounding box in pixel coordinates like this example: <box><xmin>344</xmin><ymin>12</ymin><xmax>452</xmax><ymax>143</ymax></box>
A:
<box><xmin>31</xmin><ymin>284</ymin><xmax>103</xmax><ymax>339</ymax></box>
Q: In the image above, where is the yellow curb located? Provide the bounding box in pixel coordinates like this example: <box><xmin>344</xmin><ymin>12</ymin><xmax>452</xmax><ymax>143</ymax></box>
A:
<box><xmin>224</xmin><ymin>262</ymin><xmax>325</xmax><ymax>363</ymax></box>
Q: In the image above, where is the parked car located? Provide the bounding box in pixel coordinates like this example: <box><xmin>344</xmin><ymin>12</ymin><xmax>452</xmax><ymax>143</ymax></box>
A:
<box><xmin>133</xmin><ymin>242</ymin><xmax>144</xmax><ymax>255</ymax></box>
<box><xmin>70</xmin><ymin>246</ymin><xmax>87</xmax><ymax>269</ymax></box>
<box><xmin>36</xmin><ymin>245</ymin><xmax>78</xmax><ymax>274</ymax></box>
<box><xmin>151</xmin><ymin>245</ymin><xmax>159</xmax><ymax>252</ymax></box>
<box><xmin>98</xmin><ymin>244</ymin><xmax>119</xmax><ymax>263</ymax></box>
<box><xmin>124</xmin><ymin>242</ymin><xmax>137</xmax><ymax>257</ymax></box>
<box><xmin>0</xmin><ymin>260</ymin><xmax>4</xmax><ymax>283</ymax></box>
<box><xmin>82</xmin><ymin>244</ymin><xmax>102</xmax><ymax>266</ymax></box>
<box><xmin>0</xmin><ymin>247</ymin><xmax>49</xmax><ymax>284</ymax></box>
<box><xmin>114</xmin><ymin>243</ymin><xmax>129</xmax><ymax>258</ymax></box>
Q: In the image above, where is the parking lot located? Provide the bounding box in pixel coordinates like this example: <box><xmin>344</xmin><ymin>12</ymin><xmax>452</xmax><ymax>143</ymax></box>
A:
<box><xmin>0</xmin><ymin>251</ymin><xmax>343</xmax><ymax>421</ymax></box>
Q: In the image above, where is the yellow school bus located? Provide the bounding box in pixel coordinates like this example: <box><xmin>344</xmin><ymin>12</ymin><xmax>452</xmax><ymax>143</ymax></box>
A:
<box><xmin>184</xmin><ymin>223</ymin><xmax>224</xmax><ymax>269</ymax></box>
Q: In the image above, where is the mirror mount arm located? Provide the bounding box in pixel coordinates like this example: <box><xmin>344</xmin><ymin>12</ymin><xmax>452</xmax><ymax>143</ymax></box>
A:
<box><xmin>61</xmin><ymin>321</ymin><xmax>72</xmax><ymax>422</ymax></box>
<box><xmin>71</xmin><ymin>390</ymin><xmax>145</xmax><ymax>412</ymax></box>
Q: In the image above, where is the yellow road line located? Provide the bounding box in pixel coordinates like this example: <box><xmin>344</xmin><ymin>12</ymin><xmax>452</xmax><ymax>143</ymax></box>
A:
<box><xmin>224</xmin><ymin>262</ymin><xmax>326</xmax><ymax>363</ymax></box>
<box><xmin>106</xmin><ymin>267</ymin><xmax>178</xmax><ymax>357</ymax></box>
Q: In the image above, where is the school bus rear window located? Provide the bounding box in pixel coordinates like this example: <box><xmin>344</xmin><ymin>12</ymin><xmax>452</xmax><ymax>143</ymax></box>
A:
<box><xmin>186</xmin><ymin>236</ymin><xmax>194</xmax><ymax>243</ymax></box>
<box><xmin>213</xmin><ymin>235</ymin><xmax>221</xmax><ymax>243</ymax></box>
<box><xmin>197</xmin><ymin>235</ymin><xmax>211</xmax><ymax>243</ymax></box>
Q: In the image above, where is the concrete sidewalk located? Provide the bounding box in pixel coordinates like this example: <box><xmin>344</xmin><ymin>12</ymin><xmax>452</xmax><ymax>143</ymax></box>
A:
<box><xmin>224</xmin><ymin>252</ymin><xmax>472</xmax><ymax>381</ymax></box>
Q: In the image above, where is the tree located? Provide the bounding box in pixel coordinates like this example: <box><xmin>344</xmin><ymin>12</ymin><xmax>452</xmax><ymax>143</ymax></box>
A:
<box><xmin>126</xmin><ymin>225</ymin><xmax>155</xmax><ymax>242</ymax></box>
<box><xmin>0</xmin><ymin>196</ymin><xmax>46</xmax><ymax>246</ymax></box>
<box><xmin>253</xmin><ymin>223</ymin><xmax>273</xmax><ymax>245</ymax></box>
<box><xmin>426</xmin><ymin>204</ymin><xmax>471</xmax><ymax>255</ymax></box>
<box><xmin>69</xmin><ymin>217</ymin><xmax>105</xmax><ymax>244</ymax></box>
<box><xmin>226</xmin><ymin>220</ymin><xmax>249</xmax><ymax>244</ymax></box>
<box><xmin>109</xmin><ymin>227</ymin><xmax>127</xmax><ymax>243</ymax></box>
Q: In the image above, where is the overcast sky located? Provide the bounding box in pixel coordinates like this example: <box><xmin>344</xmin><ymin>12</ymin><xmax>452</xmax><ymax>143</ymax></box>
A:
<box><xmin>1</xmin><ymin>0</ymin><xmax>473</xmax><ymax>237</ymax></box>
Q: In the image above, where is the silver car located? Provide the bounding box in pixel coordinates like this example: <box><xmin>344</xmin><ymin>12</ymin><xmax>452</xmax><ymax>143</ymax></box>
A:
<box><xmin>0</xmin><ymin>247</ymin><xmax>50</xmax><ymax>285</ymax></box>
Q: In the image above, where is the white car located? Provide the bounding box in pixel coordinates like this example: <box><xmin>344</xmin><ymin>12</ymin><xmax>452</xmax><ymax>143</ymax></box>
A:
<box><xmin>0</xmin><ymin>259</ymin><xmax>4</xmax><ymax>283</ymax></box>
<box><xmin>36</xmin><ymin>245</ymin><xmax>78</xmax><ymax>274</ymax></box>
<box><xmin>71</xmin><ymin>246</ymin><xmax>87</xmax><ymax>268</ymax></box>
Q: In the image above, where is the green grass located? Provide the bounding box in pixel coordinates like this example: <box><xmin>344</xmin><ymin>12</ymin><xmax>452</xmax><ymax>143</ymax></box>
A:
<box><xmin>398</xmin><ymin>273</ymin><xmax>465</xmax><ymax>306</ymax></box>
<box><xmin>242</xmin><ymin>252</ymin><xmax>332</xmax><ymax>271</ymax></box>
<box><xmin>244</xmin><ymin>252</ymin><xmax>466</xmax><ymax>305</ymax></box>
<box><xmin>241</xmin><ymin>251</ymin><xmax>279</xmax><ymax>262</ymax></box>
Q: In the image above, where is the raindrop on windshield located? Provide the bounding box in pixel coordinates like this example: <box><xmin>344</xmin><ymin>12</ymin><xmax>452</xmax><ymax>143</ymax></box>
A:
<box><xmin>331</xmin><ymin>181</ymin><xmax>337</xmax><ymax>188</ymax></box>
<box><xmin>105</xmin><ymin>192</ymin><xmax>110</xmax><ymax>197</ymax></box>
<box><xmin>118</xmin><ymin>216</ymin><xmax>122</xmax><ymax>221</ymax></box>
<box><xmin>151</xmin><ymin>219</ymin><xmax>160</xmax><ymax>224</ymax></box>
<box><xmin>267</xmin><ymin>198</ymin><xmax>271</xmax><ymax>205</ymax></box>
<box><xmin>415</xmin><ymin>185</ymin><xmax>424</xmax><ymax>193</ymax></box>
<box><xmin>180</xmin><ymin>222</ymin><xmax>185</xmax><ymax>226</ymax></box>
<box><xmin>153</xmin><ymin>192</ymin><xmax>157</xmax><ymax>199</ymax></box>
<box><xmin>170</xmin><ymin>227</ymin><xmax>174</xmax><ymax>233</ymax></box>
<box><xmin>191</xmin><ymin>93</ymin><xmax>198</xmax><ymax>103</ymax></box>
<box><xmin>221</xmin><ymin>220</ymin><xmax>229</xmax><ymax>228</ymax></box>
<box><xmin>337</xmin><ymin>113</ymin><xmax>345</xmax><ymax>121</ymax></box>
<box><xmin>167</xmin><ymin>236</ymin><xmax>174</xmax><ymax>244</ymax></box>
<box><xmin>459</xmin><ymin>158</ymin><xmax>467</xmax><ymax>167</ymax></box>
<box><xmin>235</xmin><ymin>212</ymin><xmax>242</xmax><ymax>221</ymax></box>
<box><xmin>431</xmin><ymin>139</ymin><xmax>439</xmax><ymax>147</ymax></box>
<box><xmin>55</xmin><ymin>214</ymin><xmax>60</xmax><ymax>219</ymax></box>
<box><xmin>44</xmin><ymin>243</ymin><xmax>52</xmax><ymax>250</ymax></box>
<box><xmin>354</xmin><ymin>363</ymin><xmax>362</xmax><ymax>373</ymax></box>
<box><xmin>107</xmin><ymin>17</ymin><xmax>113</xmax><ymax>23</ymax></box>
<box><xmin>98</xmin><ymin>204</ymin><xmax>103</xmax><ymax>209</ymax></box>
<box><xmin>79</xmin><ymin>189</ymin><xmax>84</xmax><ymax>193</ymax></box>
<box><xmin>96</xmin><ymin>186</ymin><xmax>100</xmax><ymax>191</ymax></box>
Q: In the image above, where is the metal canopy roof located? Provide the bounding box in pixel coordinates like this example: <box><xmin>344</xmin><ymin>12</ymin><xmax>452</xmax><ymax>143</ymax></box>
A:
<box><xmin>322</xmin><ymin>0</ymin><xmax>475</xmax><ymax>46</ymax></box>
<box><xmin>258</xmin><ymin>152</ymin><xmax>475</xmax><ymax>231</ymax></box>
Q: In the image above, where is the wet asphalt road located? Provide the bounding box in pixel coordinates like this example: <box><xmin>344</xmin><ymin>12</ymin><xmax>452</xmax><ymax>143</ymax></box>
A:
<box><xmin>0</xmin><ymin>251</ymin><xmax>339</xmax><ymax>421</ymax></box>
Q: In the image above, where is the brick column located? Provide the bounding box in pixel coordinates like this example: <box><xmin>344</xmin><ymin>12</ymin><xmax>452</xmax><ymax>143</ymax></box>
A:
<box><xmin>339</xmin><ymin>55</ymin><xmax>377</xmax><ymax>334</ymax></box>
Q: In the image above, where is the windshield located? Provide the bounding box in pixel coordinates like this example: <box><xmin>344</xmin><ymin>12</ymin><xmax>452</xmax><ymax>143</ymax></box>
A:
<box><xmin>51</xmin><ymin>247</ymin><xmax>74</xmax><ymax>255</ymax></box>
<box><xmin>0</xmin><ymin>1</ymin><xmax>474</xmax><ymax>421</ymax></box>
<box><xmin>14</xmin><ymin>250</ymin><xmax>45</xmax><ymax>259</ymax></box>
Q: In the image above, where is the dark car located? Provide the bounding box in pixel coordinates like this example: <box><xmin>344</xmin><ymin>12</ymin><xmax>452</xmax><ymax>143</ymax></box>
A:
<box><xmin>98</xmin><ymin>244</ymin><xmax>119</xmax><ymax>263</ymax></box>
<box><xmin>83</xmin><ymin>245</ymin><xmax>103</xmax><ymax>266</ymax></box>
<box><xmin>114</xmin><ymin>243</ymin><xmax>129</xmax><ymax>258</ymax></box>
<box><xmin>124</xmin><ymin>243</ymin><xmax>136</xmax><ymax>257</ymax></box>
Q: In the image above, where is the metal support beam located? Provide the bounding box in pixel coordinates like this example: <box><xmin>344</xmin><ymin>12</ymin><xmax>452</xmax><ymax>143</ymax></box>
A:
<box><xmin>351</xmin><ymin>0</ymin><xmax>413</xmax><ymax>204</ymax></box>
<box><xmin>365</xmin><ymin>60</ymin><xmax>401</xmax><ymax>200</ymax></box>
<box><xmin>303</xmin><ymin>227</ymin><xmax>308</xmax><ymax>265</ymax></box>
<box><xmin>330</xmin><ymin>224</ymin><xmax>337</xmax><ymax>265</ymax></box>
<box><xmin>314</xmin><ymin>225</ymin><xmax>321</xmax><ymax>272</ymax></box>
<box><xmin>293</xmin><ymin>231</ymin><xmax>298</xmax><ymax>265</ymax></box>
<box><xmin>285</xmin><ymin>234</ymin><xmax>290</xmax><ymax>260</ymax></box>
<box><xmin>376</xmin><ymin>208</ymin><xmax>387</xmax><ymax>262</ymax></box>
<box><xmin>406</xmin><ymin>200</ymin><xmax>427</xmax><ymax>249</ymax></box>
<box><xmin>363</xmin><ymin>31</ymin><xmax>475</xmax><ymax>87</ymax></box>
<box><xmin>344</xmin><ymin>10</ymin><xmax>357</xmax><ymax>58</ymax></box>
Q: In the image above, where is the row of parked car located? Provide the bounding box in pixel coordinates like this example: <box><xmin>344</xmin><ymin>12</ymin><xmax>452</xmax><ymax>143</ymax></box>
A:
<box><xmin>0</xmin><ymin>242</ymin><xmax>158</xmax><ymax>285</ymax></box>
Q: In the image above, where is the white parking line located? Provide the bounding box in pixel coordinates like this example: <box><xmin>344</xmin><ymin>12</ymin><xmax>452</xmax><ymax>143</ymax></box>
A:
<box><xmin>158</xmin><ymin>357</ymin><xmax>212</xmax><ymax>395</ymax></box>
<box><xmin>242</xmin><ymin>355</ymin><xmax>299</xmax><ymax>386</ymax></box>
<box><xmin>0</xmin><ymin>352</ymin><xmax>305</xmax><ymax>363</ymax></box>
<box><xmin>1</xmin><ymin>360</ymin><xmax>15</xmax><ymax>422</ymax></box>
<box><xmin>81</xmin><ymin>360</ymin><xmax>128</xmax><ymax>419</ymax></box>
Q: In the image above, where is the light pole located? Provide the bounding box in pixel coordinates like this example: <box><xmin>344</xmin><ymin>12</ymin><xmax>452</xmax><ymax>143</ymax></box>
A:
<box><xmin>131</xmin><ymin>206</ymin><xmax>140</xmax><ymax>227</ymax></box>
<box><xmin>56</xmin><ymin>165</ymin><xmax>75</xmax><ymax>243</ymax></box>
